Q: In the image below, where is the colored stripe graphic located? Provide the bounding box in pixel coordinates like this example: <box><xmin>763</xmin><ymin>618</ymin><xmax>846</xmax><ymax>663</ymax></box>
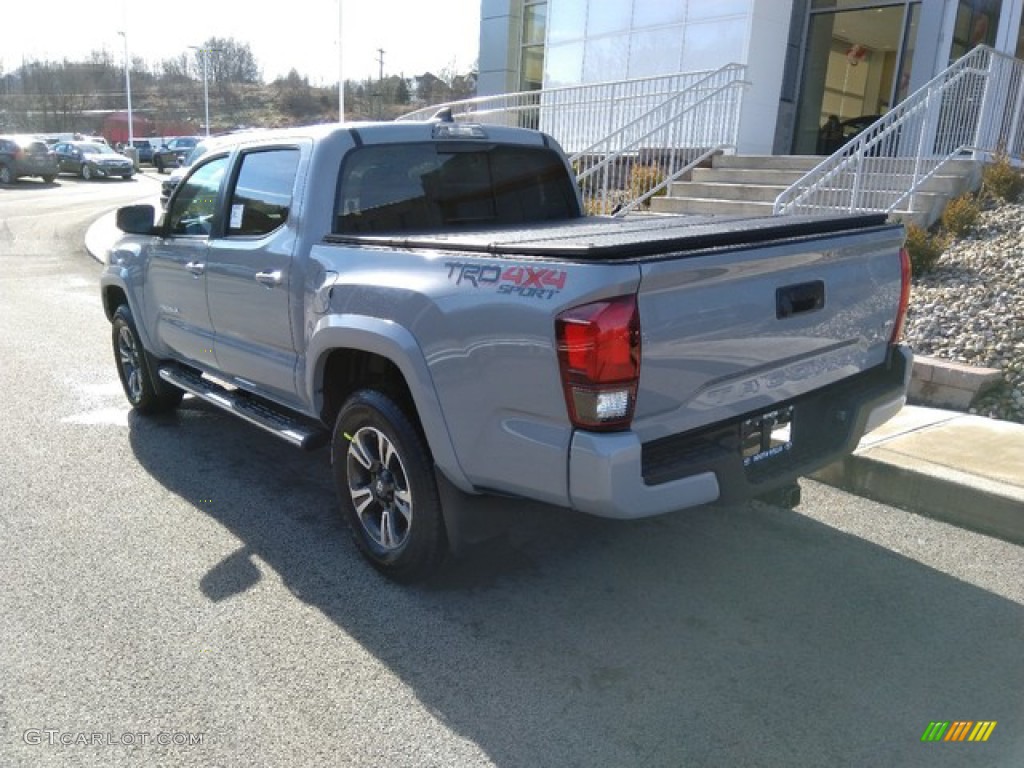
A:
<box><xmin>945</xmin><ymin>721</ymin><xmax>973</xmax><ymax>741</ymax></box>
<box><xmin>969</xmin><ymin>722</ymin><xmax>997</xmax><ymax>742</ymax></box>
<box><xmin>921</xmin><ymin>721</ymin><xmax>997</xmax><ymax>742</ymax></box>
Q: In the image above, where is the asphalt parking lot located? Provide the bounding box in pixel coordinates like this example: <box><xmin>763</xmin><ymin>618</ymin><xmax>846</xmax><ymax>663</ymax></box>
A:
<box><xmin>1</xmin><ymin>178</ymin><xmax>1021</xmax><ymax>767</ymax></box>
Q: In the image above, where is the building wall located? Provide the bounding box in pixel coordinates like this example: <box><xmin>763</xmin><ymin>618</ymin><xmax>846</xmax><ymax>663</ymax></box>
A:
<box><xmin>479</xmin><ymin>0</ymin><xmax>792</xmax><ymax>154</ymax></box>
<box><xmin>478</xmin><ymin>0</ymin><xmax>524</xmax><ymax>96</ymax></box>
<box><xmin>478</xmin><ymin>0</ymin><xmax>1024</xmax><ymax>155</ymax></box>
<box><xmin>741</xmin><ymin>0</ymin><xmax>793</xmax><ymax>154</ymax></box>
<box><xmin>543</xmin><ymin>0</ymin><xmax>750</xmax><ymax>85</ymax></box>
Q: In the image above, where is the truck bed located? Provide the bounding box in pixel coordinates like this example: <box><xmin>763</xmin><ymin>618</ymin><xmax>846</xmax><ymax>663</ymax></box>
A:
<box><xmin>324</xmin><ymin>212</ymin><xmax>893</xmax><ymax>261</ymax></box>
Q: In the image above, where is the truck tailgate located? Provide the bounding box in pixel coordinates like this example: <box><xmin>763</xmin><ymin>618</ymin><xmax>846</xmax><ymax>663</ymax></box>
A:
<box><xmin>631</xmin><ymin>220</ymin><xmax>906</xmax><ymax>443</ymax></box>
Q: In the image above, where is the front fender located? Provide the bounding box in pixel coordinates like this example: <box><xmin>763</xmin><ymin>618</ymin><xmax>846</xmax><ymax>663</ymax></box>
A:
<box><xmin>100</xmin><ymin>251</ymin><xmax>157</xmax><ymax>353</ymax></box>
<box><xmin>306</xmin><ymin>314</ymin><xmax>472</xmax><ymax>493</ymax></box>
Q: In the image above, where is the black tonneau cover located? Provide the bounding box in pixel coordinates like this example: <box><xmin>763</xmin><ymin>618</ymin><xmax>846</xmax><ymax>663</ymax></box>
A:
<box><xmin>324</xmin><ymin>213</ymin><xmax>893</xmax><ymax>261</ymax></box>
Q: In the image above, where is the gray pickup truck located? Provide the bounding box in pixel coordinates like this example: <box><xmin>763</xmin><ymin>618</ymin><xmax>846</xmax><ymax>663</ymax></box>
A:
<box><xmin>101</xmin><ymin>118</ymin><xmax>912</xmax><ymax>581</ymax></box>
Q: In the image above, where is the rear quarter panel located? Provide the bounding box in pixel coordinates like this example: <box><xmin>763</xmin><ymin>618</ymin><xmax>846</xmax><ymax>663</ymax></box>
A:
<box><xmin>308</xmin><ymin>242</ymin><xmax>640</xmax><ymax>506</ymax></box>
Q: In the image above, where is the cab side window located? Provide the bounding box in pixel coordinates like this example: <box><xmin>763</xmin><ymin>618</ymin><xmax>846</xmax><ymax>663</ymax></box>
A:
<box><xmin>167</xmin><ymin>156</ymin><xmax>229</xmax><ymax>236</ymax></box>
<box><xmin>227</xmin><ymin>149</ymin><xmax>299</xmax><ymax>237</ymax></box>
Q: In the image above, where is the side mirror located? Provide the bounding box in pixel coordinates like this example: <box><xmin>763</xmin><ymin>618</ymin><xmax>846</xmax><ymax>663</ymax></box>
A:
<box><xmin>116</xmin><ymin>204</ymin><xmax>157</xmax><ymax>235</ymax></box>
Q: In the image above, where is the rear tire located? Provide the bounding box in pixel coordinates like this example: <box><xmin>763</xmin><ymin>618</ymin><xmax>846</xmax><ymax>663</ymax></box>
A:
<box><xmin>0</xmin><ymin>163</ymin><xmax>13</xmax><ymax>184</ymax></box>
<box><xmin>42</xmin><ymin>174</ymin><xmax>55</xmax><ymax>184</ymax></box>
<box><xmin>111</xmin><ymin>305</ymin><xmax>183</xmax><ymax>414</ymax></box>
<box><xmin>332</xmin><ymin>390</ymin><xmax>447</xmax><ymax>582</ymax></box>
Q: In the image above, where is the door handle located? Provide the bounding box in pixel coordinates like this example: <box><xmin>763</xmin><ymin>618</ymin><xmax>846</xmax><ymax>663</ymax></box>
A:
<box><xmin>185</xmin><ymin>261</ymin><xmax>205</xmax><ymax>276</ymax></box>
<box><xmin>776</xmin><ymin>280</ymin><xmax>824</xmax><ymax>319</ymax></box>
<box><xmin>255</xmin><ymin>270</ymin><xmax>283</xmax><ymax>287</ymax></box>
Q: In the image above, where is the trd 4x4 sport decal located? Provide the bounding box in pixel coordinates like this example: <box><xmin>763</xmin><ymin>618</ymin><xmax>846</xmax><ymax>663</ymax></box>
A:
<box><xmin>445</xmin><ymin>262</ymin><xmax>568</xmax><ymax>300</ymax></box>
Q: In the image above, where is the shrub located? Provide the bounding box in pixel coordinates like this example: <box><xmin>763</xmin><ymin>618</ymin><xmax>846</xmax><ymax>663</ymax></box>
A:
<box><xmin>904</xmin><ymin>223</ymin><xmax>946</xmax><ymax>275</ymax></box>
<box><xmin>940</xmin><ymin>193</ymin><xmax>980</xmax><ymax>237</ymax></box>
<box><xmin>629</xmin><ymin>164</ymin><xmax>667</xmax><ymax>208</ymax></box>
<box><xmin>981</xmin><ymin>150</ymin><xmax>1024</xmax><ymax>203</ymax></box>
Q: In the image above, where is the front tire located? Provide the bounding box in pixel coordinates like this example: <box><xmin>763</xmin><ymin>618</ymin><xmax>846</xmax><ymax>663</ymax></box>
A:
<box><xmin>111</xmin><ymin>305</ymin><xmax>183</xmax><ymax>414</ymax></box>
<box><xmin>0</xmin><ymin>163</ymin><xmax>13</xmax><ymax>184</ymax></box>
<box><xmin>81</xmin><ymin>164</ymin><xmax>92</xmax><ymax>180</ymax></box>
<box><xmin>332</xmin><ymin>390</ymin><xmax>446</xmax><ymax>582</ymax></box>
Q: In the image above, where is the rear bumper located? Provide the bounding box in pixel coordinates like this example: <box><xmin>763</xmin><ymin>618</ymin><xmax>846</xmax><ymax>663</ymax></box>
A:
<box><xmin>568</xmin><ymin>344</ymin><xmax>912</xmax><ymax>518</ymax></box>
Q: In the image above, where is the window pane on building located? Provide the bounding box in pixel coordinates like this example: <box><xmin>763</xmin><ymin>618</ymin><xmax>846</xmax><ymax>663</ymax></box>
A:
<box><xmin>633</xmin><ymin>0</ymin><xmax>686</xmax><ymax>29</ymax></box>
<box><xmin>545</xmin><ymin>41</ymin><xmax>585</xmax><ymax>86</ymax></box>
<box><xmin>681</xmin><ymin>18</ymin><xmax>746</xmax><ymax>71</ymax></box>
<box><xmin>583</xmin><ymin>34</ymin><xmax>630</xmax><ymax>82</ymax></box>
<box><xmin>586</xmin><ymin>0</ymin><xmax>633</xmax><ymax>37</ymax></box>
<box><xmin>628</xmin><ymin>27</ymin><xmax>684</xmax><ymax>78</ymax></box>
<box><xmin>523</xmin><ymin>2</ymin><xmax>547</xmax><ymax>45</ymax></box>
<box><xmin>548</xmin><ymin>0</ymin><xmax>587</xmax><ymax>43</ymax></box>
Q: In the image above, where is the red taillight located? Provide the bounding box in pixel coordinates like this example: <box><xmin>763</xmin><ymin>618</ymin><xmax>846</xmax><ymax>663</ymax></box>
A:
<box><xmin>891</xmin><ymin>246</ymin><xmax>912</xmax><ymax>343</ymax></box>
<box><xmin>556</xmin><ymin>294</ymin><xmax>640</xmax><ymax>431</ymax></box>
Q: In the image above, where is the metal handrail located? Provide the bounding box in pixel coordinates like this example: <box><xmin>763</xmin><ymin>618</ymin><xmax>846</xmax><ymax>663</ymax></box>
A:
<box><xmin>397</xmin><ymin>70</ymin><xmax>721</xmax><ymax>126</ymax></box>
<box><xmin>774</xmin><ymin>46</ymin><xmax>1024</xmax><ymax>217</ymax></box>
<box><xmin>399</xmin><ymin>65</ymin><xmax>749</xmax><ymax>216</ymax></box>
<box><xmin>572</xmin><ymin>65</ymin><xmax>748</xmax><ymax>214</ymax></box>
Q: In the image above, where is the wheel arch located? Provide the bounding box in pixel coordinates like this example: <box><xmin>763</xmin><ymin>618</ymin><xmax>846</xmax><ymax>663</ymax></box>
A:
<box><xmin>308</xmin><ymin>315</ymin><xmax>472</xmax><ymax>493</ymax></box>
<box><xmin>101</xmin><ymin>284</ymin><xmax>130</xmax><ymax>322</ymax></box>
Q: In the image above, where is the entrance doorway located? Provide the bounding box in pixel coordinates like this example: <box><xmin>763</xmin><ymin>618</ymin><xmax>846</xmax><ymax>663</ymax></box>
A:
<box><xmin>793</xmin><ymin>2</ymin><xmax>921</xmax><ymax>154</ymax></box>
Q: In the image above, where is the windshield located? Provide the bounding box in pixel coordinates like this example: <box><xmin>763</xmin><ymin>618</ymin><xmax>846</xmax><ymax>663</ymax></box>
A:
<box><xmin>183</xmin><ymin>142</ymin><xmax>209</xmax><ymax>166</ymax></box>
<box><xmin>80</xmin><ymin>143</ymin><xmax>116</xmax><ymax>155</ymax></box>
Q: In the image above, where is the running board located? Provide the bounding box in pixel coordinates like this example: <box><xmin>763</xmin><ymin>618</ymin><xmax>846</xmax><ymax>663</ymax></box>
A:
<box><xmin>158</xmin><ymin>365</ymin><xmax>329</xmax><ymax>450</ymax></box>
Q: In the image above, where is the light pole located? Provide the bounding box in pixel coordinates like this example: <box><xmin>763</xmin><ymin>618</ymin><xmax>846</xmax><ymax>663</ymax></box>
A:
<box><xmin>338</xmin><ymin>0</ymin><xmax>345</xmax><ymax>123</ymax></box>
<box><xmin>117</xmin><ymin>31</ymin><xmax>133</xmax><ymax>149</ymax></box>
<box><xmin>188</xmin><ymin>45</ymin><xmax>217</xmax><ymax>136</ymax></box>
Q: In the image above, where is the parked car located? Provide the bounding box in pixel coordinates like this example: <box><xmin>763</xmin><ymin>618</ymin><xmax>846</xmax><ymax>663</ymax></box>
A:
<box><xmin>153</xmin><ymin>136</ymin><xmax>200</xmax><ymax>172</ymax></box>
<box><xmin>129</xmin><ymin>139</ymin><xmax>155</xmax><ymax>164</ymax></box>
<box><xmin>53</xmin><ymin>141</ymin><xmax>135</xmax><ymax>180</ymax></box>
<box><xmin>0</xmin><ymin>135</ymin><xmax>59</xmax><ymax>184</ymax></box>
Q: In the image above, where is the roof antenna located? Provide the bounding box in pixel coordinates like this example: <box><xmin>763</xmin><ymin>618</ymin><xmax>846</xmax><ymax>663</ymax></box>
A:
<box><xmin>432</xmin><ymin>107</ymin><xmax>454</xmax><ymax>123</ymax></box>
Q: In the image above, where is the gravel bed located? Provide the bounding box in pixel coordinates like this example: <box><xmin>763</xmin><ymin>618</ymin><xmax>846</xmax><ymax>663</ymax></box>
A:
<box><xmin>902</xmin><ymin>202</ymin><xmax>1024</xmax><ymax>424</ymax></box>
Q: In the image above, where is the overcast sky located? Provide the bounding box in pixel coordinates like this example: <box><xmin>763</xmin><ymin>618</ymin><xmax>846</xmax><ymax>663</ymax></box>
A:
<box><xmin>4</xmin><ymin>0</ymin><xmax>481</xmax><ymax>84</ymax></box>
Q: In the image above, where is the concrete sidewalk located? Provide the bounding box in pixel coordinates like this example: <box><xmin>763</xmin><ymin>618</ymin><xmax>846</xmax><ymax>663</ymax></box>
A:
<box><xmin>813</xmin><ymin>405</ymin><xmax>1024</xmax><ymax>545</ymax></box>
<box><xmin>83</xmin><ymin>210</ymin><xmax>1023</xmax><ymax>545</ymax></box>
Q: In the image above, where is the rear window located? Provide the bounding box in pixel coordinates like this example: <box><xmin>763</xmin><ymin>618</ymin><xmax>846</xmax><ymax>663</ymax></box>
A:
<box><xmin>8</xmin><ymin>137</ymin><xmax>49</xmax><ymax>153</ymax></box>
<box><xmin>335</xmin><ymin>143</ymin><xmax>580</xmax><ymax>234</ymax></box>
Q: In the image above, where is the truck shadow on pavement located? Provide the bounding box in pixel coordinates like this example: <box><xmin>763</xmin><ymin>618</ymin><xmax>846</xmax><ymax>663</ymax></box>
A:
<box><xmin>128</xmin><ymin>400</ymin><xmax>1024</xmax><ymax>767</ymax></box>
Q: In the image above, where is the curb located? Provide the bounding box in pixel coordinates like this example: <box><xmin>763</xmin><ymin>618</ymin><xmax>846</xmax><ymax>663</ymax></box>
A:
<box><xmin>812</xmin><ymin>453</ymin><xmax>1024</xmax><ymax>545</ymax></box>
<box><xmin>85</xmin><ymin>173</ymin><xmax>161</xmax><ymax>264</ymax></box>
<box><xmin>811</xmin><ymin>407</ymin><xmax>1024</xmax><ymax>546</ymax></box>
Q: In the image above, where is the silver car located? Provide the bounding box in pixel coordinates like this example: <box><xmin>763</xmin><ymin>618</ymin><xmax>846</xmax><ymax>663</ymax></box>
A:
<box><xmin>53</xmin><ymin>141</ymin><xmax>134</xmax><ymax>180</ymax></box>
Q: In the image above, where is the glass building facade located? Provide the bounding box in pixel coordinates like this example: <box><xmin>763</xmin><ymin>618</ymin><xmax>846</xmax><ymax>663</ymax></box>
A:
<box><xmin>478</xmin><ymin>0</ymin><xmax>1024</xmax><ymax>154</ymax></box>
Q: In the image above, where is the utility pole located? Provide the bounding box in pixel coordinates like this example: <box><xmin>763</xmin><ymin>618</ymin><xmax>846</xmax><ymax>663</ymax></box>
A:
<box><xmin>337</xmin><ymin>0</ymin><xmax>344</xmax><ymax>123</ymax></box>
<box><xmin>375</xmin><ymin>48</ymin><xmax>385</xmax><ymax>119</ymax></box>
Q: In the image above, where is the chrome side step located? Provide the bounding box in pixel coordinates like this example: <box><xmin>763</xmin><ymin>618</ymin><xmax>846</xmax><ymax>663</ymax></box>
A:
<box><xmin>158</xmin><ymin>365</ymin><xmax>329</xmax><ymax>450</ymax></box>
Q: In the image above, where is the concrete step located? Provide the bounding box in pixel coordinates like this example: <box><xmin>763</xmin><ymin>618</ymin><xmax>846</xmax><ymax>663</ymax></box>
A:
<box><xmin>712</xmin><ymin>154</ymin><xmax>824</xmax><ymax>172</ymax></box>
<box><xmin>666</xmin><ymin>181</ymin><xmax>788</xmax><ymax>202</ymax></box>
<box><xmin>650</xmin><ymin>196</ymin><xmax>775</xmax><ymax>217</ymax></box>
<box><xmin>691</xmin><ymin>168</ymin><xmax>811</xmax><ymax>185</ymax></box>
